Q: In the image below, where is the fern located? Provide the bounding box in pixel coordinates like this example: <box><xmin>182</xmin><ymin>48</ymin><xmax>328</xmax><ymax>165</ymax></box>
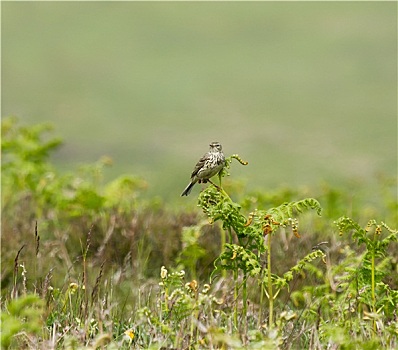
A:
<box><xmin>334</xmin><ymin>216</ymin><xmax>398</xmax><ymax>334</ymax></box>
<box><xmin>271</xmin><ymin>249</ymin><xmax>326</xmax><ymax>292</ymax></box>
<box><xmin>266</xmin><ymin>198</ymin><xmax>322</xmax><ymax>221</ymax></box>
<box><xmin>197</xmin><ymin>157</ymin><xmax>325</xmax><ymax>332</ymax></box>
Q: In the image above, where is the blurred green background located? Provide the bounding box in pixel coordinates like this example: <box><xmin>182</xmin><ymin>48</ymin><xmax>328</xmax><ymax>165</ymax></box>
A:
<box><xmin>2</xmin><ymin>2</ymin><xmax>397</xmax><ymax>200</ymax></box>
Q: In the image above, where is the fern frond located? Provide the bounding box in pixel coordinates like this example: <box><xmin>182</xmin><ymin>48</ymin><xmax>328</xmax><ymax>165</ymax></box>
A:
<box><xmin>270</xmin><ymin>250</ymin><xmax>325</xmax><ymax>292</ymax></box>
<box><xmin>213</xmin><ymin>243</ymin><xmax>262</xmax><ymax>277</ymax></box>
<box><xmin>282</xmin><ymin>250</ymin><xmax>326</xmax><ymax>283</ymax></box>
<box><xmin>219</xmin><ymin>153</ymin><xmax>249</xmax><ymax>179</ymax></box>
<box><xmin>230</xmin><ymin>154</ymin><xmax>249</xmax><ymax>165</ymax></box>
<box><xmin>266</xmin><ymin>198</ymin><xmax>322</xmax><ymax>223</ymax></box>
<box><xmin>381</xmin><ymin>221</ymin><xmax>398</xmax><ymax>234</ymax></box>
<box><xmin>335</xmin><ymin>216</ymin><xmax>364</xmax><ymax>234</ymax></box>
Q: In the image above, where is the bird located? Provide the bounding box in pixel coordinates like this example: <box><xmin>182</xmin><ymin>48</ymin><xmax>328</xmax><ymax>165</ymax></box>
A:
<box><xmin>181</xmin><ymin>141</ymin><xmax>226</xmax><ymax>196</ymax></box>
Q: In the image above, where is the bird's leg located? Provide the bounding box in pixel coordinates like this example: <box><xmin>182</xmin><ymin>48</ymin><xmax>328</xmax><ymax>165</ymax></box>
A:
<box><xmin>208</xmin><ymin>179</ymin><xmax>221</xmax><ymax>191</ymax></box>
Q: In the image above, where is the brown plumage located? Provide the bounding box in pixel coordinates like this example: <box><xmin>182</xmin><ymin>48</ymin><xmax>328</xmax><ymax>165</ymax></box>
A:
<box><xmin>181</xmin><ymin>142</ymin><xmax>225</xmax><ymax>196</ymax></box>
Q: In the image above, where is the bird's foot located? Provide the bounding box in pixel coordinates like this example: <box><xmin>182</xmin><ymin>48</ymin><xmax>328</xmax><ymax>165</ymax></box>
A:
<box><xmin>208</xmin><ymin>179</ymin><xmax>222</xmax><ymax>191</ymax></box>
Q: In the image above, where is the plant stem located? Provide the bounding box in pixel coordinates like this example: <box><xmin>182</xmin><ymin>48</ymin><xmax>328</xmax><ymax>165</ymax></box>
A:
<box><xmin>243</xmin><ymin>272</ymin><xmax>248</xmax><ymax>336</ymax></box>
<box><xmin>164</xmin><ymin>285</ymin><xmax>169</xmax><ymax>313</ymax></box>
<box><xmin>221</xmin><ymin>229</ymin><xmax>227</xmax><ymax>279</ymax></box>
<box><xmin>234</xmin><ymin>266</ymin><xmax>238</xmax><ymax>330</ymax></box>
<box><xmin>371</xmin><ymin>232</ymin><xmax>376</xmax><ymax>334</ymax></box>
<box><xmin>258</xmin><ymin>259</ymin><xmax>264</xmax><ymax>328</ymax></box>
<box><xmin>190</xmin><ymin>311</ymin><xmax>195</xmax><ymax>345</ymax></box>
<box><xmin>267</xmin><ymin>234</ymin><xmax>274</xmax><ymax>329</ymax></box>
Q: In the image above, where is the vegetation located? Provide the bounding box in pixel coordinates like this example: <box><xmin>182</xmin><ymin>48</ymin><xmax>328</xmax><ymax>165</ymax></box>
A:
<box><xmin>1</xmin><ymin>117</ymin><xmax>397</xmax><ymax>349</ymax></box>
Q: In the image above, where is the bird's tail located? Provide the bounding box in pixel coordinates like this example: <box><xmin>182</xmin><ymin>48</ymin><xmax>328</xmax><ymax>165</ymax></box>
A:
<box><xmin>181</xmin><ymin>181</ymin><xmax>195</xmax><ymax>196</ymax></box>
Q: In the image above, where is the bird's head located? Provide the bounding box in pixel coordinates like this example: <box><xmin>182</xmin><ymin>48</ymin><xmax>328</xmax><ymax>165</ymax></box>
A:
<box><xmin>209</xmin><ymin>142</ymin><xmax>222</xmax><ymax>152</ymax></box>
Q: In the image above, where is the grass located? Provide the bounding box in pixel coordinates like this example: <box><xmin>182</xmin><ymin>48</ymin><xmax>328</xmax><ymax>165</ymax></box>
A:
<box><xmin>1</xmin><ymin>118</ymin><xmax>397</xmax><ymax>349</ymax></box>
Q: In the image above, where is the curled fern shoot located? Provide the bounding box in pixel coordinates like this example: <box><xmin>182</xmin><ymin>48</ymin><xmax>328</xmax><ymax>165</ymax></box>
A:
<box><xmin>230</xmin><ymin>154</ymin><xmax>249</xmax><ymax>165</ymax></box>
<box><xmin>218</xmin><ymin>153</ymin><xmax>249</xmax><ymax>180</ymax></box>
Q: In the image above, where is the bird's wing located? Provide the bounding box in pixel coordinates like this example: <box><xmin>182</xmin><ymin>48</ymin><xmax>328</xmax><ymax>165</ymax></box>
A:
<box><xmin>190</xmin><ymin>154</ymin><xmax>207</xmax><ymax>178</ymax></box>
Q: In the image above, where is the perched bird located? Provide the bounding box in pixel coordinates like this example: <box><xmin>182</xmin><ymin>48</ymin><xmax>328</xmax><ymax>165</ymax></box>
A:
<box><xmin>181</xmin><ymin>142</ymin><xmax>225</xmax><ymax>196</ymax></box>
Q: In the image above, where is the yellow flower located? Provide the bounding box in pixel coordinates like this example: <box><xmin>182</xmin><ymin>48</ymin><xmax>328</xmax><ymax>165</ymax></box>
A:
<box><xmin>68</xmin><ymin>282</ymin><xmax>79</xmax><ymax>295</ymax></box>
<box><xmin>124</xmin><ymin>329</ymin><xmax>135</xmax><ymax>340</ymax></box>
<box><xmin>160</xmin><ymin>266</ymin><xmax>168</xmax><ymax>279</ymax></box>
